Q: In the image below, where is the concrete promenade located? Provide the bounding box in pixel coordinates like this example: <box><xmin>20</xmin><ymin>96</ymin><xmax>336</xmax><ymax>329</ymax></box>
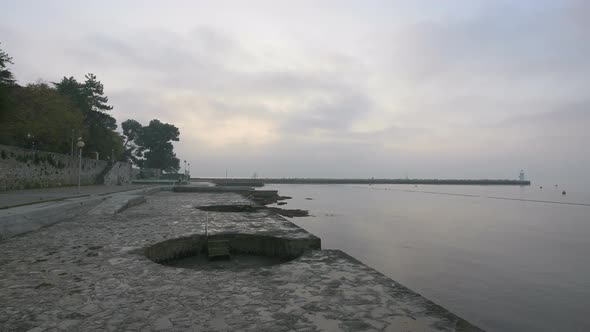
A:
<box><xmin>0</xmin><ymin>190</ymin><xmax>482</xmax><ymax>331</ymax></box>
<box><xmin>0</xmin><ymin>184</ymin><xmax>156</xmax><ymax>209</ymax></box>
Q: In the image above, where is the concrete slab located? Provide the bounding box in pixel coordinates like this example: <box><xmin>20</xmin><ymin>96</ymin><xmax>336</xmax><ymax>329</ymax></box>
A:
<box><xmin>173</xmin><ymin>185</ymin><xmax>255</xmax><ymax>193</ymax></box>
<box><xmin>0</xmin><ymin>186</ymin><xmax>165</xmax><ymax>240</ymax></box>
<box><xmin>0</xmin><ymin>184</ymin><xmax>157</xmax><ymax>209</ymax></box>
<box><xmin>0</xmin><ymin>191</ymin><xmax>481</xmax><ymax>331</ymax></box>
<box><xmin>0</xmin><ymin>195</ymin><xmax>107</xmax><ymax>240</ymax></box>
<box><xmin>88</xmin><ymin>194</ymin><xmax>146</xmax><ymax>215</ymax></box>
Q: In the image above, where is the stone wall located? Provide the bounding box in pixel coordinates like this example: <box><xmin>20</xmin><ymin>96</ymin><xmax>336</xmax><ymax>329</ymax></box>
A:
<box><xmin>0</xmin><ymin>145</ymin><xmax>108</xmax><ymax>191</ymax></box>
<box><xmin>103</xmin><ymin>162</ymin><xmax>136</xmax><ymax>186</ymax></box>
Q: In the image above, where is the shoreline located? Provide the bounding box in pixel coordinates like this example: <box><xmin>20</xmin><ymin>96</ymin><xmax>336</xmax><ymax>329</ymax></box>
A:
<box><xmin>196</xmin><ymin>177</ymin><xmax>531</xmax><ymax>186</ymax></box>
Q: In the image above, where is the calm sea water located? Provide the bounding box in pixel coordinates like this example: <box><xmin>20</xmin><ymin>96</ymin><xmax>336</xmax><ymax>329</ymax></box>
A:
<box><xmin>265</xmin><ymin>184</ymin><xmax>590</xmax><ymax>332</ymax></box>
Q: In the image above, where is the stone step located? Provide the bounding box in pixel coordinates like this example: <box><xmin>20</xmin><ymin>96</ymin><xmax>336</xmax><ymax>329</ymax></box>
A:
<box><xmin>208</xmin><ymin>247</ymin><xmax>230</xmax><ymax>257</ymax></box>
<box><xmin>208</xmin><ymin>239</ymin><xmax>229</xmax><ymax>248</ymax></box>
<box><xmin>208</xmin><ymin>239</ymin><xmax>230</xmax><ymax>258</ymax></box>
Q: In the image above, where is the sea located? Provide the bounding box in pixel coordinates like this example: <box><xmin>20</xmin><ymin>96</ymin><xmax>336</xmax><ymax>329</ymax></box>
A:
<box><xmin>265</xmin><ymin>183</ymin><xmax>590</xmax><ymax>332</ymax></box>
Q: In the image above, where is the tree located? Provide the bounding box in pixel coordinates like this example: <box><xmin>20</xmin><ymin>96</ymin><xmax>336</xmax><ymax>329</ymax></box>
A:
<box><xmin>121</xmin><ymin>119</ymin><xmax>143</xmax><ymax>164</ymax></box>
<box><xmin>55</xmin><ymin>74</ymin><xmax>123</xmax><ymax>160</ymax></box>
<box><xmin>0</xmin><ymin>43</ymin><xmax>16</xmax><ymax>125</ymax></box>
<box><xmin>0</xmin><ymin>43</ymin><xmax>15</xmax><ymax>86</ymax></box>
<box><xmin>122</xmin><ymin>119</ymin><xmax>180</xmax><ymax>172</ymax></box>
<box><xmin>0</xmin><ymin>83</ymin><xmax>83</xmax><ymax>152</ymax></box>
<box><xmin>0</xmin><ymin>48</ymin><xmax>125</xmax><ymax>158</ymax></box>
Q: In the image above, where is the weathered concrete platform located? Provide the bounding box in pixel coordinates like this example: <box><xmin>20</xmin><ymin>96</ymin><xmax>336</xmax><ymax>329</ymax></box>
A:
<box><xmin>173</xmin><ymin>185</ymin><xmax>255</xmax><ymax>193</ymax></box>
<box><xmin>87</xmin><ymin>194</ymin><xmax>146</xmax><ymax>215</ymax></box>
<box><xmin>0</xmin><ymin>184</ymin><xmax>158</xmax><ymax>209</ymax></box>
<box><xmin>0</xmin><ymin>186</ymin><xmax>163</xmax><ymax>240</ymax></box>
<box><xmin>0</xmin><ymin>191</ymin><xmax>481</xmax><ymax>331</ymax></box>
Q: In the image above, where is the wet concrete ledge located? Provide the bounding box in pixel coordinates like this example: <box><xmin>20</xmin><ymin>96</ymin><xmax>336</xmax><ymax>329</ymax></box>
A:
<box><xmin>0</xmin><ymin>191</ymin><xmax>483</xmax><ymax>331</ymax></box>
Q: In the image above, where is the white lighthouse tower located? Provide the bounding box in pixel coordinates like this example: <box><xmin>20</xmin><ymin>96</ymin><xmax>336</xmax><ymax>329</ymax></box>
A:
<box><xmin>519</xmin><ymin>170</ymin><xmax>525</xmax><ymax>181</ymax></box>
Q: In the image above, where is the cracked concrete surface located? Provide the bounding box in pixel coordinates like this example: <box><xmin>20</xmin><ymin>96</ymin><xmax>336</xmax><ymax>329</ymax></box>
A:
<box><xmin>0</xmin><ymin>191</ymin><xmax>481</xmax><ymax>331</ymax></box>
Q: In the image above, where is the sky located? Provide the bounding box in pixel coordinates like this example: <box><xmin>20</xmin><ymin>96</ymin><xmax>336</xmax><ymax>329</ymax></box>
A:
<box><xmin>1</xmin><ymin>0</ymin><xmax>589</xmax><ymax>186</ymax></box>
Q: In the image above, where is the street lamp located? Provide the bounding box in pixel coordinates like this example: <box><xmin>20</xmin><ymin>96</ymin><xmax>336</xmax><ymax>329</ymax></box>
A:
<box><xmin>26</xmin><ymin>133</ymin><xmax>35</xmax><ymax>150</ymax></box>
<box><xmin>77</xmin><ymin>138</ymin><xmax>85</xmax><ymax>192</ymax></box>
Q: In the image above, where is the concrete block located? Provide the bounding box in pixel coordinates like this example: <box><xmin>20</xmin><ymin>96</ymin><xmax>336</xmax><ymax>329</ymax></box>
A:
<box><xmin>0</xmin><ymin>196</ymin><xmax>106</xmax><ymax>240</ymax></box>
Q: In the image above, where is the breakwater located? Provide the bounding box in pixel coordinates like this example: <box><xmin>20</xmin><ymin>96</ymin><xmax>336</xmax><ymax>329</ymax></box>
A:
<box><xmin>197</xmin><ymin>177</ymin><xmax>531</xmax><ymax>186</ymax></box>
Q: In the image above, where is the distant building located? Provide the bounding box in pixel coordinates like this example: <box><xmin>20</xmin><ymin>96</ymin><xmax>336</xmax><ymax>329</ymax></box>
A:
<box><xmin>519</xmin><ymin>170</ymin><xmax>525</xmax><ymax>181</ymax></box>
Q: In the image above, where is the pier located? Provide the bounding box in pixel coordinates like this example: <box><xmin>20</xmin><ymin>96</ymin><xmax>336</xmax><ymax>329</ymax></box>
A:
<box><xmin>197</xmin><ymin>177</ymin><xmax>531</xmax><ymax>186</ymax></box>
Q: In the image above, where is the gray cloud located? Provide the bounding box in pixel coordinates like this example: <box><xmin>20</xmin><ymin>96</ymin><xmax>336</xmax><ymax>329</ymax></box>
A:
<box><xmin>281</xmin><ymin>92</ymin><xmax>372</xmax><ymax>133</ymax></box>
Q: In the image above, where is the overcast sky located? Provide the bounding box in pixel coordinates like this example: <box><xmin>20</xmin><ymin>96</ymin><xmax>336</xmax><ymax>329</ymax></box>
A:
<box><xmin>1</xmin><ymin>0</ymin><xmax>589</xmax><ymax>186</ymax></box>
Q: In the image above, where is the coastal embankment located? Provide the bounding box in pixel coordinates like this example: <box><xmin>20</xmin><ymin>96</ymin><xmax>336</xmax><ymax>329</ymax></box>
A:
<box><xmin>197</xmin><ymin>177</ymin><xmax>531</xmax><ymax>186</ymax></box>
<box><xmin>0</xmin><ymin>185</ymin><xmax>483</xmax><ymax>330</ymax></box>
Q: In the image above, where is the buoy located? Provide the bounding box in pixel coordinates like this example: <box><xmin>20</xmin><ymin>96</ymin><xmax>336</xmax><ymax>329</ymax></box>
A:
<box><xmin>540</xmin><ymin>186</ymin><xmax>543</xmax><ymax>189</ymax></box>
<box><xmin>562</xmin><ymin>190</ymin><xmax>566</xmax><ymax>195</ymax></box>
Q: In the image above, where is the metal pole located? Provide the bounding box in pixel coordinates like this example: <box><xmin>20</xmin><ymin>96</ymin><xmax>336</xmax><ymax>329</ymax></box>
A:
<box><xmin>78</xmin><ymin>147</ymin><xmax>82</xmax><ymax>192</ymax></box>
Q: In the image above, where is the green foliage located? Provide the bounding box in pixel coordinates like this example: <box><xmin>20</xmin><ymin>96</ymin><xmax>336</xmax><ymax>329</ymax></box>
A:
<box><xmin>122</xmin><ymin>119</ymin><xmax>180</xmax><ymax>172</ymax></box>
<box><xmin>0</xmin><ymin>43</ymin><xmax>15</xmax><ymax>86</ymax></box>
<box><xmin>122</xmin><ymin>119</ymin><xmax>142</xmax><ymax>143</ymax></box>
<box><xmin>82</xmin><ymin>73</ymin><xmax>113</xmax><ymax>113</ymax></box>
<box><xmin>0</xmin><ymin>83</ymin><xmax>84</xmax><ymax>152</ymax></box>
<box><xmin>0</xmin><ymin>43</ymin><xmax>16</xmax><ymax>128</ymax></box>
<box><xmin>55</xmin><ymin>74</ymin><xmax>122</xmax><ymax>159</ymax></box>
<box><xmin>0</xmin><ymin>47</ymin><xmax>176</xmax><ymax>167</ymax></box>
<box><xmin>121</xmin><ymin>119</ymin><xmax>143</xmax><ymax>164</ymax></box>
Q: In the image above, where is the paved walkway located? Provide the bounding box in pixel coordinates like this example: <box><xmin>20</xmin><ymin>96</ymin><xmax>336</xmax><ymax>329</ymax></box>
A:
<box><xmin>0</xmin><ymin>191</ymin><xmax>481</xmax><ymax>331</ymax></box>
<box><xmin>0</xmin><ymin>185</ymin><xmax>156</xmax><ymax>209</ymax></box>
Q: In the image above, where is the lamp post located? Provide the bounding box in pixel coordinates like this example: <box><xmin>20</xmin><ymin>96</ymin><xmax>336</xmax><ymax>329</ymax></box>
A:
<box><xmin>26</xmin><ymin>133</ymin><xmax>35</xmax><ymax>150</ymax></box>
<box><xmin>187</xmin><ymin>163</ymin><xmax>191</xmax><ymax>183</ymax></box>
<box><xmin>77</xmin><ymin>138</ymin><xmax>85</xmax><ymax>193</ymax></box>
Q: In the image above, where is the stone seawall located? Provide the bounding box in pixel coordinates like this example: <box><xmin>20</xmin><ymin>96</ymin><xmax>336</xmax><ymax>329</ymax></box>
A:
<box><xmin>0</xmin><ymin>144</ymin><xmax>108</xmax><ymax>191</ymax></box>
<box><xmin>103</xmin><ymin>161</ymin><xmax>135</xmax><ymax>186</ymax></box>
